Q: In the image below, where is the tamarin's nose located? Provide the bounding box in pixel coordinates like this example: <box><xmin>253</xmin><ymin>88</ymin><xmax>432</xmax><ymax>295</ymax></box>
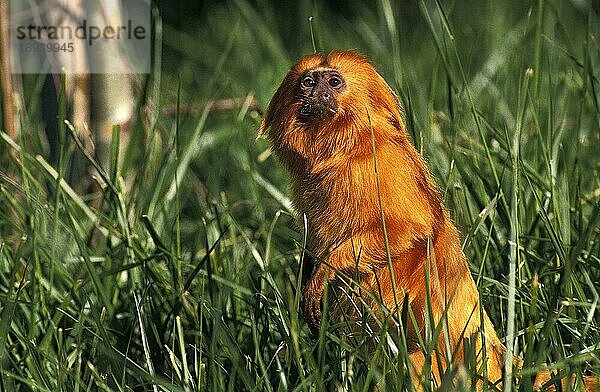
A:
<box><xmin>321</xmin><ymin>91</ymin><xmax>330</xmax><ymax>100</ymax></box>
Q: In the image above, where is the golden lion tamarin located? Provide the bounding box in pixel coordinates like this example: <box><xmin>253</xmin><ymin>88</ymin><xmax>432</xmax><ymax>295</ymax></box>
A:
<box><xmin>259</xmin><ymin>50</ymin><xmax>597</xmax><ymax>390</ymax></box>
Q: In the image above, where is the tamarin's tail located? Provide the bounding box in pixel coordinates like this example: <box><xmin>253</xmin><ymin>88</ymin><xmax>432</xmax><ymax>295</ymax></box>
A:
<box><xmin>532</xmin><ymin>369</ymin><xmax>599</xmax><ymax>391</ymax></box>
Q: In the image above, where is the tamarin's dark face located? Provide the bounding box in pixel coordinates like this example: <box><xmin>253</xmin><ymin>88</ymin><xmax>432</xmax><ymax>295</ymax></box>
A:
<box><xmin>296</xmin><ymin>69</ymin><xmax>347</xmax><ymax>120</ymax></box>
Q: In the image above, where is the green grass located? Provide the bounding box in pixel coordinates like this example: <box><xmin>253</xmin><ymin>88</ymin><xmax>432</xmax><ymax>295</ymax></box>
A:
<box><xmin>1</xmin><ymin>0</ymin><xmax>599</xmax><ymax>390</ymax></box>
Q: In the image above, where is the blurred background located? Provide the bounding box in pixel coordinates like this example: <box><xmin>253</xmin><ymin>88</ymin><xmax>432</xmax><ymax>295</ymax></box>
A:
<box><xmin>0</xmin><ymin>1</ymin><xmax>599</xmax><ymax>390</ymax></box>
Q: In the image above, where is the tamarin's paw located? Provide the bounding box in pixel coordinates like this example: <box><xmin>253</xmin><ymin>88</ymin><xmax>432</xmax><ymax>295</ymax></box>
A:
<box><xmin>302</xmin><ymin>267</ymin><xmax>328</xmax><ymax>334</ymax></box>
<box><xmin>302</xmin><ymin>291</ymin><xmax>322</xmax><ymax>334</ymax></box>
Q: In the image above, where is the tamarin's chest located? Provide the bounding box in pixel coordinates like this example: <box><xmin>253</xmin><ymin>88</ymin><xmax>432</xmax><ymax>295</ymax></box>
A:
<box><xmin>289</xmin><ymin>150</ymin><xmax>439</xmax><ymax>254</ymax></box>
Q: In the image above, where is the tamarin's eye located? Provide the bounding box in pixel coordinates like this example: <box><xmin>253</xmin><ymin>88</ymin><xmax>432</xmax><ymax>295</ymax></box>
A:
<box><xmin>301</xmin><ymin>77</ymin><xmax>316</xmax><ymax>88</ymax></box>
<box><xmin>328</xmin><ymin>77</ymin><xmax>342</xmax><ymax>87</ymax></box>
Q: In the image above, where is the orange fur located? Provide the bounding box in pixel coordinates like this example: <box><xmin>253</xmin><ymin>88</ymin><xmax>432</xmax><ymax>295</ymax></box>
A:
<box><xmin>259</xmin><ymin>50</ymin><xmax>596</xmax><ymax>391</ymax></box>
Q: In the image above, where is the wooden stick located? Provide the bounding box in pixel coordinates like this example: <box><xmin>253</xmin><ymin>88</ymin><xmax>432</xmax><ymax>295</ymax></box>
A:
<box><xmin>0</xmin><ymin>0</ymin><xmax>16</xmax><ymax>140</ymax></box>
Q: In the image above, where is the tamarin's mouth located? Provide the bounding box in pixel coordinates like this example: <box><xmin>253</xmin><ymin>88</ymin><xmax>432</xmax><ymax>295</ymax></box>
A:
<box><xmin>299</xmin><ymin>99</ymin><xmax>337</xmax><ymax>120</ymax></box>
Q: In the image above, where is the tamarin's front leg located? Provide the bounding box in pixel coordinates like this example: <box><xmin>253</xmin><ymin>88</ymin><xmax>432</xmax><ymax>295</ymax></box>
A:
<box><xmin>302</xmin><ymin>239</ymin><xmax>386</xmax><ymax>332</ymax></box>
